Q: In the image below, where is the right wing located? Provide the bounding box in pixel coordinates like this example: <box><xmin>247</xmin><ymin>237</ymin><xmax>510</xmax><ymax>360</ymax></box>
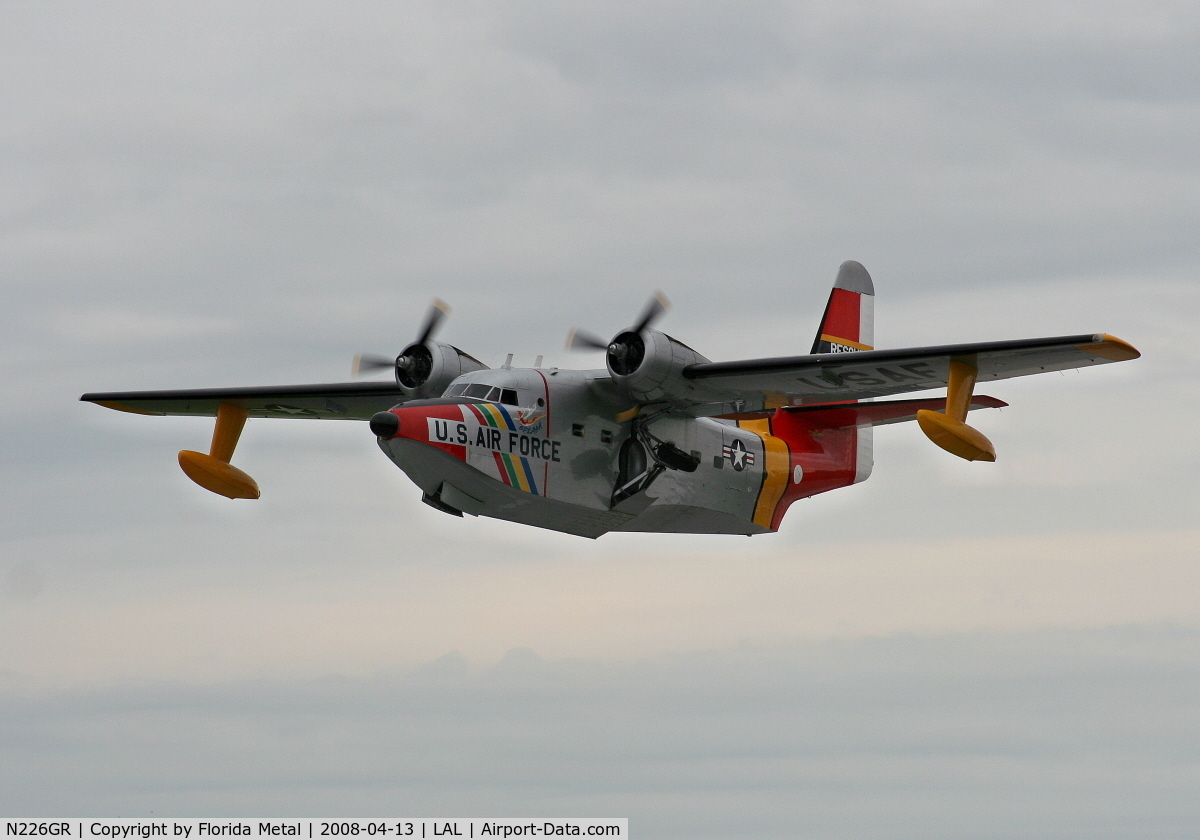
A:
<box><xmin>80</xmin><ymin>381</ymin><xmax>407</xmax><ymax>421</ymax></box>
<box><xmin>684</xmin><ymin>333</ymin><xmax>1139</xmax><ymax>408</ymax></box>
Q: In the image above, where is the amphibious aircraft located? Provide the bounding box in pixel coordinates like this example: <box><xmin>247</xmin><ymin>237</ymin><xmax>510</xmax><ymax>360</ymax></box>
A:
<box><xmin>82</xmin><ymin>262</ymin><xmax>1139</xmax><ymax>538</ymax></box>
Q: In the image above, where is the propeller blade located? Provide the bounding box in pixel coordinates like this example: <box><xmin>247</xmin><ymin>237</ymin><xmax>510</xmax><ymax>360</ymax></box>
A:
<box><xmin>415</xmin><ymin>299</ymin><xmax>451</xmax><ymax>346</ymax></box>
<box><xmin>566</xmin><ymin>328</ymin><xmax>609</xmax><ymax>351</ymax></box>
<box><xmin>632</xmin><ymin>292</ymin><xmax>670</xmax><ymax>334</ymax></box>
<box><xmin>352</xmin><ymin>353</ymin><xmax>396</xmax><ymax>377</ymax></box>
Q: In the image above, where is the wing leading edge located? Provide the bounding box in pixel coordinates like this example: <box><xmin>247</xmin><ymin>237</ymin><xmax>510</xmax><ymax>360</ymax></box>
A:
<box><xmin>80</xmin><ymin>381</ymin><xmax>407</xmax><ymax>421</ymax></box>
<box><xmin>684</xmin><ymin>333</ymin><xmax>1138</xmax><ymax>406</ymax></box>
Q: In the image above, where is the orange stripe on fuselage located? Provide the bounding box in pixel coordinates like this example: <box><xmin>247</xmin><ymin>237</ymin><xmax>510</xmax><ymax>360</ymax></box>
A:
<box><xmin>737</xmin><ymin>418</ymin><xmax>790</xmax><ymax>530</ymax></box>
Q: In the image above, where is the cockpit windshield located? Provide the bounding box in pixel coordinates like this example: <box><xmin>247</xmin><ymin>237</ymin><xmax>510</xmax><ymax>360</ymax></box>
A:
<box><xmin>445</xmin><ymin>382</ymin><xmax>520</xmax><ymax>406</ymax></box>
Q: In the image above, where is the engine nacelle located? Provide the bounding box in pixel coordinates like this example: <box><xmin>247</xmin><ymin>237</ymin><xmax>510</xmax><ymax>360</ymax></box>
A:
<box><xmin>606</xmin><ymin>329</ymin><xmax>711</xmax><ymax>403</ymax></box>
<box><xmin>396</xmin><ymin>340</ymin><xmax>488</xmax><ymax>398</ymax></box>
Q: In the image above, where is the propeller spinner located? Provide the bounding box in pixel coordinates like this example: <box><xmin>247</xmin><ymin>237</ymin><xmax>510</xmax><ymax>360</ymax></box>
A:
<box><xmin>566</xmin><ymin>293</ymin><xmax>669</xmax><ymax>375</ymax></box>
<box><xmin>353</xmin><ymin>299</ymin><xmax>451</xmax><ymax>387</ymax></box>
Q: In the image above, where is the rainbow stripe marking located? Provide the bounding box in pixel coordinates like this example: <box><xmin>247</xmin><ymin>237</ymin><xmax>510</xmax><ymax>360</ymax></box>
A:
<box><xmin>473</xmin><ymin>401</ymin><xmax>513</xmax><ymax>430</ymax></box>
<box><xmin>465</xmin><ymin>402</ymin><xmax>540</xmax><ymax>495</ymax></box>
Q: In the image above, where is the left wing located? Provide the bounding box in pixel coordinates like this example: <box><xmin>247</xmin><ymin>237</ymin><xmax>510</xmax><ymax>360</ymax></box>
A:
<box><xmin>684</xmin><ymin>333</ymin><xmax>1139</xmax><ymax>407</ymax></box>
<box><xmin>80</xmin><ymin>381</ymin><xmax>410</xmax><ymax>499</ymax></box>
<box><xmin>80</xmin><ymin>381</ymin><xmax>407</xmax><ymax>420</ymax></box>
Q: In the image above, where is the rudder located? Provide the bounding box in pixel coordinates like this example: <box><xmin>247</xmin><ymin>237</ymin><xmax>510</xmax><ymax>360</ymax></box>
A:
<box><xmin>811</xmin><ymin>260</ymin><xmax>874</xmax><ymax>354</ymax></box>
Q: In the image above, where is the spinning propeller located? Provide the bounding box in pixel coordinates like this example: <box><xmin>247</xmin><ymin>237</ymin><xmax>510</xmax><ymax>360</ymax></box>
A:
<box><xmin>353</xmin><ymin>299</ymin><xmax>450</xmax><ymax>387</ymax></box>
<box><xmin>566</xmin><ymin>293</ymin><xmax>669</xmax><ymax>375</ymax></box>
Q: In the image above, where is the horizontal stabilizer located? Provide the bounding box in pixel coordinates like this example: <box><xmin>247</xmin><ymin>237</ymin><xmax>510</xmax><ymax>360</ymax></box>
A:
<box><xmin>719</xmin><ymin>395</ymin><xmax>1006</xmax><ymax>427</ymax></box>
<box><xmin>785</xmin><ymin>395</ymin><xmax>1006</xmax><ymax>428</ymax></box>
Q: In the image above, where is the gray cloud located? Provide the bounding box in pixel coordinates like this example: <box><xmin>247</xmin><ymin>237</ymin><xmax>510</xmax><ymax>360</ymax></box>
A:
<box><xmin>3</xmin><ymin>628</ymin><xmax>1199</xmax><ymax>837</ymax></box>
<box><xmin>3</xmin><ymin>563</ymin><xmax>44</xmax><ymax>603</ymax></box>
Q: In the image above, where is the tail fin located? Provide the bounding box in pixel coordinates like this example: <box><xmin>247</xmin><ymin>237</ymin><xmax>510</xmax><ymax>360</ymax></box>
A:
<box><xmin>808</xmin><ymin>261</ymin><xmax>875</xmax><ymax>487</ymax></box>
<box><xmin>811</xmin><ymin>261</ymin><xmax>874</xmax><ymax>354</ymax></box>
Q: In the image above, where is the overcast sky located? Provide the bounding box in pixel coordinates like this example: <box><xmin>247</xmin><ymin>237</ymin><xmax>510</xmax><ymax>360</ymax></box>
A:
<box><xmin>2</xmin><ymin>2</ymin><xmax>1199</xmax><ymax>836</ymax></box>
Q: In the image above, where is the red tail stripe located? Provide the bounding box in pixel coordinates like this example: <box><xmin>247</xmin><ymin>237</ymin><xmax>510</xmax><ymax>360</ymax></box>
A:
<box><xmin>821</xmin><ymin>288</ymin><xmax>862</xmax><ymax>343</ymax></box>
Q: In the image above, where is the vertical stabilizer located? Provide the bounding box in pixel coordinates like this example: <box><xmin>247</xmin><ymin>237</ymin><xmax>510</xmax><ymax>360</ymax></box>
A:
<box><xmin>811</xmin><ymin>260</ymin><xmax>874</xmax><ymax>354</ymax></box>
<box><xmin>811</xmin><ymin>261</ymin><xmax>875</xmax><ymax>486</ymax></box>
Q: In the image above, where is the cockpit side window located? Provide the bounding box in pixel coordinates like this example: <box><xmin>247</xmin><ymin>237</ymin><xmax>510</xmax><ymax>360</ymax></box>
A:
<box><xmin>500</xmin><ymin>388</ymin><xmax>519</xmax><ymax>406</ymax></box>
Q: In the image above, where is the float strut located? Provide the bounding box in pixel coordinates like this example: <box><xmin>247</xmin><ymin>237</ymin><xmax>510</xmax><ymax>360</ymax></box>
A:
<box><xmin>916</xmin><ymin>359</ymin><xmax>997</xmax><ymax>462</ymax></box>
<box><xmin>177</xmin><ymin>402</ymin><xmax>261</xmax><ymax>498</ymax></box>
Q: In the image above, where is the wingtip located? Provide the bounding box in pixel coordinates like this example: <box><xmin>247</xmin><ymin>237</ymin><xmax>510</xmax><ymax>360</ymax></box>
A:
<box><xmin>84</xmin><ymin>398</ymin><xmax>165</xmax><ymax>416</ymax></box>
<box><xmin>1079</xmin><ymin>334</ymin><xmax>1140</xmax><ymax>362</ymax></box>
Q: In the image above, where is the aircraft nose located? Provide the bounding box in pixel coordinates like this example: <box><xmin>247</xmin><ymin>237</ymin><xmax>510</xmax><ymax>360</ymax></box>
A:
<box><xmin>369</xmin><ymin>410</ymin><xmax>400</xmax><ymax>439</ymax></box>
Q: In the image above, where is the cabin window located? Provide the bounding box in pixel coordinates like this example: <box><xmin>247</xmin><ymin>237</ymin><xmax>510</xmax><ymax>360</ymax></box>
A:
<box><xmin>571</xmin><ymin>423</ymin><xmax>585</xmax><ymax>437</ymax></box>
<box><xmin>600</xmin><ymin>429</ymin><xmax>613</xmax><ymax>444</ymax></box>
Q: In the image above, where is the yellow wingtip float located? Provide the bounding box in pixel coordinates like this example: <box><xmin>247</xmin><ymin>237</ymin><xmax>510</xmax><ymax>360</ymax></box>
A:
<box><xmin>914</xmin><ymin>335</ymin><xmax>1139</xmax><ymax>462</ymax></box>
<box><xmin>177</xmin><ymin>403</ymin><xmax>260</xmax><ymax>499</ymax></box>
<box><xmin>916</xmin><ymin>410</ymin><xmax>997</xmax><ymax>462</ymax></box>
<box><xmin>916</xmin><ymin>358</ymin><xmax>996</xmax><ymax>461</ymax></box>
